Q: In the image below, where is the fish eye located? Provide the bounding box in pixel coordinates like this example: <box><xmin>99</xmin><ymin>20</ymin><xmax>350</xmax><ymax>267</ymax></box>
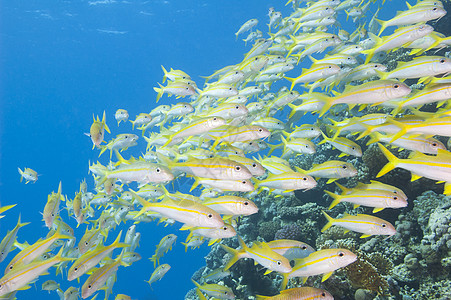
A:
<box><xmin>229</xmin><ymin>87</ymin><xmax>233</xmax><ymax>90</ymax></box>
<box><xmin>277</xmin><ymin>260</ymin><xmax>282</xmax><ymax>265</ymax></box>
<box><xmin>342</xmin><ymin>165</ymin><xmax>347</xmax><ymax>169</ymax></box>
<box><xmin>222</xmin><ymin>226</ymin><xmax>228</xmax><ymax>231</ymax></box>
<box><xmin>252</xmin><ymin>163</ymin><xmax>257</xmax><ymax>168</ymax></box>
<box><xmin>351</xmin><ymin>146</ymin><xmax>356</xmax><ymax>150</ymax></box>
<box><xmin>301</xmin><ymin>245</ymin><xmax>307</xmax><ymax>249</ymax></box>
<box><xmin>338</xmin><ymin>251</ymin><xmax>344</xmax><ymax>257</ymax></box>
<box><xmin>328</xmin><ymin>65</ymin><xmax>331</xmax><ymax>68</ymax></box>
<box><xmin>235</xmin><ymin>105</ymin><xmax>239</xmax><ymax>109</ymax></box>
<box><xmin>303</xmin><ymin>177</ymin><xmax>307</xmax><ymax>180</ymax></box>
<box><xmin>440</xmin><ymin>59</ymin><xmax>445</xmax><ymax>63</ymax></box>
<box><xmin>258</xmin><ymin>128</ymin><xmax>263</xmax><ymax>132</ymax></box>
<box><xmin>185</xmin><ymin>87</ymin><xmax>189</xmax><ymax>90</ymax></box>
<box><xmin>374</xmin><ymin>64</ymin><xmax>378</xmax><ymax>67</ymax></box>
<box><xmin>224</xmin><ymin>292</ymin><xmax>228</xmax><ymax>295</ymax></box>
<box><xmin>382</xmin><ymin>224</ymin><xmax>386</xmax><ymax>227</ymax></box>
<box><xmin>432</xmin><ymin>142</ymin><xmax>438</xmax><ymax>146</ymax></box>
<box><xmin>213</xmin><ymin>117</ymin><xmax>217</xmax><ymax>121</ymax></box>
<box><xmin>322</xmin><ymin>292</ymin><xmax>326</xmax><ymax>297</ymax></box>
<box><xmin>88</xmin><ymin>285</ymin><xmax>92</xmax><ymax>289</ymax></box>
<box><xmin>9</xmin><ymin>266</ymin><xmax>13</xmax><ymax>270</ymax></box>
<box><xmin>51</xmin><ymin>213</ymin><xmax>54</xmax><ymax>217</ymax></box>
<box><xmin>433</xmin><ymin>7</ymin><xmax>437</xmax><ymax>10</ymax></box>
<box><xmin>156</xmin><ymin>168</ymin><xmax>161</xmax><ymax>173</ymax></box>
<box><xmin>393</xmin><ymin>196</ymin><xmax>398</xmax><ymax>200</ymax></box>
<box><xmin>244</xmin><ymin>201</ymin><xmax>249</xmax><ymax>205</ymax></box>
<box><xmin>235</xmin><ymin>71</ymin><xmax>239</xmax><ymax>74</ymax></box>
<box><xmin>207</xmin><ymin>214</ymin><xmax>213</xmax><ymax>219</ymax></box>
<box><xmin>235</xmin><ymin>166</ymin><xmax>241</xmax><ymax>171</ymax></box>
<box><xmin>74</xmin><ymin>267</ymin><xmax>78</xmax><ymax>271</ymax></box>
<box><xmin>242</xmin><ymin>180</ymin><xmax>247</xmax><ymax>184</ymax></box>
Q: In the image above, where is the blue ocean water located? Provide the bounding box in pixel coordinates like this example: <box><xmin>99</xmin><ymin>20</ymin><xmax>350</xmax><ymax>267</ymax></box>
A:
<box><xmin>0</xmin><ymin>0</ymin><xmax>416</xmax><ymax>299</ymax></box>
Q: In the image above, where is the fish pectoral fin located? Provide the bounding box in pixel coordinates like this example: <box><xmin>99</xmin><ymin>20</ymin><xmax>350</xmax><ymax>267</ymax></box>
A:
<box><xmin>360</xmin><ymin>234</ymin><xmax>372</xmax><ymax>238</ymax></box>
<box><xmin>17</xmin><ymin>285</ymin><xmax>32</xmax><ymax>291</ymax></box>
<box><xmin>353</xmin><ymin>204</ymin><xmax>360</xmax><ymax>209</ymax></box>
<box><xmin>264</xmin><ymin>269</ymin><xmax>273</xmax><ymax>275</ymax></box>
<box><xmin>321</xmin><ymin>271</ymin><xmax>334</xmax><ymax>282</ymax></box>
<box><xmin>444</xmin><ymin>183</ymin><xmax>451</xmax><ymax>195</ymax></box>
<box><xmin>373</xmin><ymin>207</ymin><xmax>384</xmax><ymax>213</ymax></box>
<box><xmin>410</xmin><ymin>173</ymin><xmax>422</xmax><ymax>182</ymax></box>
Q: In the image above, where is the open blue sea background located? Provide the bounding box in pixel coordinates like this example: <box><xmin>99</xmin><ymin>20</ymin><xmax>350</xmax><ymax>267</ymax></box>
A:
<box><xmin>1</xmin><ymin>0</ymin><xmax>406</xmax><ymax>299</ymax></box>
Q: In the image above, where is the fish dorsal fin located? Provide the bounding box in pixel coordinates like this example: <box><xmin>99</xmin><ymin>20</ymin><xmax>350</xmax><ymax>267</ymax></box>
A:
<box><xmin>410</xmin><ymin>173</ymin><xmax>422</xmax><ymax>181</ymax></box>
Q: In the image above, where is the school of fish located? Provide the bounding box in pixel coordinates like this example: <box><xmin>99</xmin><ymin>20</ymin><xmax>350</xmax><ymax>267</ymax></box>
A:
<box><xmin>5</xmin><ymin>0</ymin><xmax>451</xmax><ymax>299</ymax></box>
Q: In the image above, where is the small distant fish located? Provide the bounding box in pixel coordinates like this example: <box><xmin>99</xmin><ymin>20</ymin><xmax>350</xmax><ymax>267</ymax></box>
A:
<box><xmin>86</xmin><ymin>111</ymin><xmax>111</xmax><ymax>149</ymax></box>
<box><xmin>114</xmin><ymin>109</ymin><xmax>129</xmax><ymax>125</ymax></box>
<box><xmin>146</xmin><ymin>264</ymin><xmax>171</xmax><ymax>289</ymax></box>
<box><xmin>18</xmin><ymin>167</ymin><xmax>38</xmax><ymax>184</ymax></box>
<box><xmin>235</xmin><ymin>19</ymin><xmax>259</xmax><ymax>40</ymax></box>
<box><xmin>150</xmin><ymin>234</ymin><xmax>177</xmax><ymax>267</ymax></box>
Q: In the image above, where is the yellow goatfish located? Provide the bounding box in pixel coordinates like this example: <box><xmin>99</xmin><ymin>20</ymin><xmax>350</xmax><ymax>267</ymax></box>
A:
<box><xmin>67</xmin><ymin>231</ymin><xmax>128</xmax><ymax>281</ymax></box>
<box><xmin>132</xmin><ymin>192</ymin><xmax>224</xmax><ymax>228</ymax></box>
<box><xmin>377</xmin><ymin>144</ymin><xmax>451</xmax><ymax>194</ymax></box>
<box><xmin>192</xmin><ymin>279</ymin><xmax>235</xmax><ymax>300</ymax></box>
<box><xmin>43</xmin><ymin>181</ymin><xmax>64</xmax><ymax>229</ymax></box>
<box><xmin>150</xmin><ymin>234</ymin><xmax>177</xmax><ymax>267</ymax></box>
<box><xmin>317</xmin><ymin>80</ymin><xmax>411</xmax><ymax>116</ymax></box>
<box><xmin>253</xmin><ymin>171</ymin><xmax>317</xmax><ymax>192</ymax></box>
<box><xmin>5</xmin><ymin>228</ymin><xmax>72</xmax><ymax>274</ymax></box>
<box><xmin>319</xmin><ymin>132</ymin><xmax>362</xmax><ymax>157</ymax></box>
<box><xmin>377</xmin><ymin>5</ymin><xmax>446</xmax><ymax>36</ymax></box>
<box><xmin>295</xmin><ymin>160</ymin><xmax>357</xmax><ymax>184</ymax></box>
<box><xmin>17</xmin><ymin>167</ymin><xmax>38</xmax><ymax>184</ymax></box>
<box><xmin>325</xmin><ymin>185</ymin><xmax>408</xmax><ymax>213</ymax></box>
<box><xmin>280</xmin><ymin>248</ymin><xmax>357</xmax><ymax>289</ymax></box>
<box><xmin>0</xmin><ymin>247</ymin><xmax>73</xmax><ymax>296</ymax></box>
<box><xmin>81</xmin><ymin>252</ymin><xmax>129</xmax><ymax>299</ymax></box>
<box><xmin>256</xmin><ymin>287</ymin><xmax>333</xmax><ymax>300</ymax></box>
<box><xmin>0</xmin><ymin>215</ymin><xmax>30</xmax><ymax>263</ymax></box>
<box><xmin>221</xmin><ymin>237</ymin><xmax>292</xmax><ymax>274</ymax></box>
<box><xmin>86</xmin><ymin>111</ymin><xmax>110</xmax><ymax>149</ymax></box>
<box><xmin>322</xmin><ymin>212</ymin><xmax>397</xmax><ymax>238</ymax></box>
<box><xmin>146</xmin><ymin>264</ymin><xmax>171</xmax><ymax>289</ymax></box>
<box><xmin>162</xmin><ymin>117</ymin><xmax>226</xmax><ymax>147</ymax></box>
<box><xmin>153</xmin><ymin>81</ymin><xmax>196</xmax><ymax>102</ymax></box>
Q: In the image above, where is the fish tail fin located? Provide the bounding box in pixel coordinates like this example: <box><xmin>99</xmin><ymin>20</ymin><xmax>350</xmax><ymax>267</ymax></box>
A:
<box><xmin>16</xmin><ymin>214</ymin><xmax>30</xmax><ymax>228</ymax></box>
<box><xmin>334</xmin><ymin>182</ymin><xmax>350</xmax><ymax>194</ymax></box>
<box><xmin>150</xmin><ymin>254</ymin><xmax>158</xmax><ymax>268</ymax></box>
<box><xmin>18</xmin><ymin>168</ymin><xmax>23</xmax><ymax>182</ymax></box>
<box><xmin>376</xmin><ymin>18</ymin><xmax>387</xmax><ymax>36</ymax></box>
<box><xmin>280</xmin><ymin>273</ymin><xmax>290</xmax><ymax>290</ymax></box>
<box><xmin>321</xmin><ymin>211</ymin><xmax>335</xmax><ymax>232</ymax></box>
<box><xmin>131</xmin><ymin>191</ymin><xmax>152</xmax><ymax>218</ymax></box>
<box><xmin>317</xmin><ymin>94</ymin><xmax>333</xmax><ymax>117</ymax></box>
<box><xmin>318</xmin><ymin>130</ymin><xmax>329</xmax><ymax>145</ymax></box>
<box><xmin>220</xmin><ymin>244</ymin><xmax>240</xmax><ymax>270</ymax></box>
<box><xmin>368</xmin><ymin>131</ymin><xmax>385</xmax><ymax>145</ymax></box>
<box><xmin>284</xmin><ymin>76</ymin><xmax>297</xmax><ymax>91</ymax></box>
<box><xmin>191</xmin><ymin>279</ymin><xmax>202</xmax><ymax>289</ymax></box>
<box><xmin>287</xmin><ymin>103</ymin><xmax>299</xmax><ymax>118</ymax></box>
<box><xmin>267</xmin><ymin>142</ymin><xmax>282</xmax><ymax>155</ymax></box>
<box><xmin>325</xmin><ymin>190</ymin><xmax>341</xmax><ymax>209</ymax></box>
<box><xmin>377</xmin><ymin>143</ymin><xmax>399</xmax><ymax>177</ymax></box>
<box><xmin>161</xmin><ymin>65</ymin><xmax>168</xmax><ymax>83</ymax></box>
<box><xmin>114</xmin><ymin>149</ymin><xmax>129</xmax><ymax>166</ymax></box>
<box><xmin>154</xmin><ymin>83</ymin><xmax>164</xmax><ymax>102</ymax></box>
<box><xmin>99</xmin><ymin>145</ymin><xmax>108</xmax><ymax>158</ymax></box>
<box><xmin>190</xmin><ymin>176</ymin><xmax>200</xmax><ymax>192</ymax></box>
